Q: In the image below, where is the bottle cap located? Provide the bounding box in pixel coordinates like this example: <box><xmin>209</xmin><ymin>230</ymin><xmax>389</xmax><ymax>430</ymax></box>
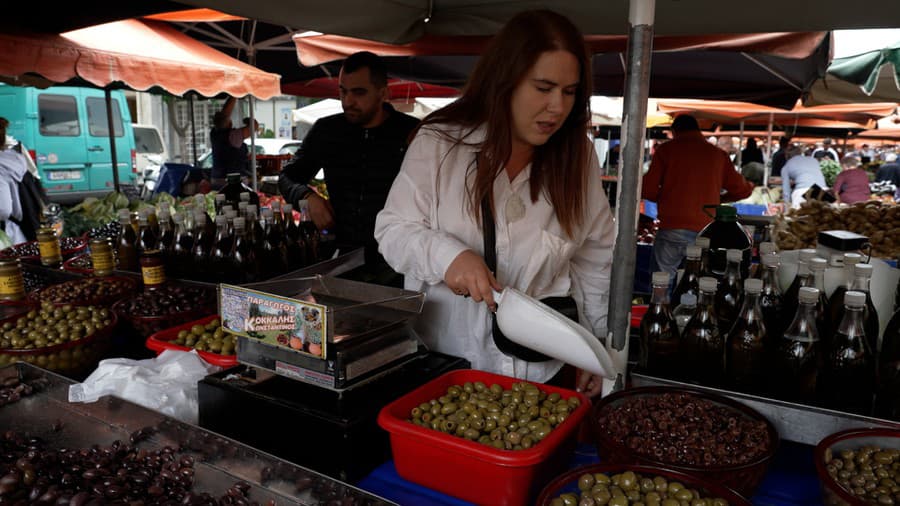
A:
<box><xmin>222</xmin><ymin>205</ymin><xmax>233</xmax><ymax>214</ymax></box>
<box><xmin>225</xmin><ymin>210</ymin><xmax>237</xmax><ymax>219</ymax></box>
<box><xmin>759</xmin><ymin>242</ymin><xmax>777</xmax><ymax>256</ymax></box>
<box><xmin>829</xmin><ymin>253</ymin><xmax>844</xmax><ymax>267</ymax></box>
<box><xmin>699</xmin><ymin>276</ymin><xmax>718</xmax><ymax>292</ymax></box>
<box><xmin>158</xmin><ymin>209</ymin><xmax>170</xmax><ymax>219</ymax></box>
<box><xmin>844</xmin><ymin>253</ymin><xmax>862</xmax><ymax>266</ymax></box>
<box><xmin>247</xmin><ymin>204</ymin><xmax>257</xmax><ymax>213</ymax></box>
<box><xmin>809</xmin><ymin>257</ymin><xmax>827</xmax><ymax>271</ymax></box>
<box><xmin>762</xmin><ymin>252</ymin><xmax>779</xmax><ymax>266</ymax></box>
<box><xmin>679</xmin><ymin>293</ymin><xmax>697</xmax><ymax>306</ymax></box>
<box><xmin>233</xmin><ymin>217</ymin><xmax>246</xmax><ymax>229</ymax></box>
<box><xmin>215</xmin><ymin>215</ymin><xmax>227</xmax><ymax>225</ymax></box>
<box><xmin>726</xmin><ymin>249</ymin><xmax>742</xmax><ymax>262</ymax></box>
<box><xmin>685</xmin><ymin>245</ymin><xmax>701</xmax><ymax>259</ymax></box>
<box><xmin>744</xmin><ymin>278</ymin><xmax>763</xmax><ymax>293</ymax></box>
<box><xmin>799</xmin><ymin>286</ymin><xmax>819</xmax><ymax>303</ymax></box>
<box><xmin>272</xmin><ymin>200</ymin><xmax>281</xmax><ymax>209</ymax></box>
<box><xmin>799</xmin><ymin>249</ymin><xmax>818</xmax><ymax>263</ymax></box>
<box><xmin>844</xmin><ymin>290</ymin><xmax>866</xmax><ymax>308</ymax></box>
<box><xmin>283</xmin><ymin>203</ymin><xmax>293</xmax><ymax>213</ymax></box>
<box><xmin>695</xmin><ymin>237</ymin><xmax>710</xmax><ymax>249</ymax></box>
<box><xmin>854</xmin><ymin>263</ymin><xmax>873</xmax><ymax>278</ymax></box>
<box><xmin>652</xmin><ymin>272</ymin><xmax>670</xmax><ymax>286</ymax></box>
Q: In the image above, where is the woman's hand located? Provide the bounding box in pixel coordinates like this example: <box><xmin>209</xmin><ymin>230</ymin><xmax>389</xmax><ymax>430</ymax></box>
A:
<box><xmin>444</xmin><ymin>250</ymin><xmax>502</xmax><ymax>310</ymax></box>
<box><xmin>575</xmin><ymin>369</ymin><xmax>603</xmax><ymax>398</ymax></box>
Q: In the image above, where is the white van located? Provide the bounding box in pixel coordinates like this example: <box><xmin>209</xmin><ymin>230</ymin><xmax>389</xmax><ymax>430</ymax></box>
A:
<box><xmin>132</xmin><ymin>123</ymin><xmax>167</xmax><ymax>192</ymax></box>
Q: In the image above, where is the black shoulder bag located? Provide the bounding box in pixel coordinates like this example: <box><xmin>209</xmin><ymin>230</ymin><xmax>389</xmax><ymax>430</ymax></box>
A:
<box><xmin>481</xmin><ymin>196</ymin><xmax>579</xmax><ymax>362</ymax></box>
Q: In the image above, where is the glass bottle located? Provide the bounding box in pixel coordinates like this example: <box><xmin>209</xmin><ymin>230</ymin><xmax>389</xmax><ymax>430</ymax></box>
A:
<box><xmin>808</xmin><ymin>257</ymin><xmax>833</xmax><ymax>351</ymax></box>
<box><xmin>297</xmin><ymin>199</ymin><xmax>320</xmax><ymax>264</ymax></box>
<box><xmin>170</xmin><ymin>213</ymin><xmax>193</xmax><ymax>280</ymax></box>
<box><xmin>116</xmin><ymin>209</ymin><xmax>139</xmax><ymax>271</ymax></box>
<box><xmin>715</xmin><ymin>248</ymin><xmax>744</xmax><ymax>334</ymax></box>
<box><xmin>875</xmin><ymin>303</ymin><xmax>900</xmax><ymax>420</ymax></box>
<box><xmin>262</xmin><ymin>208</ymin><xmax>288</xmax><ymax>276</ymax></box>
<box><xmin>157</xmin><ymin>209</ymin><xmax>175</xmax><ymax>253</ymax></box>
<box><xmin>695</xmin><ymin>237</ymin><xmax>713</xmax><ymax>278</ymax></box>
<box><xmin>774</xmin><ymin>286</ymin><xmax>822</xmax><ymax>404</ymax></box>
<box><xmin>89</xmin><ymin>238</ymin><xmax>115</xmax><ymax>277</ymax></box>
<box><xmin>672</xmin><ymin>245</ymin><xmax>703</xmax><ymax>306</ymax></box>
<box><xmin>759</xmin><ymin>252</ymin><xmax>785</xmax><ymax>342</ymax></box>
<box><xmin>214</xmin><ymin>192</ymin><xmax>227</xmax><ymax>215</ymax></box>
<box><xmin>828</xmin><ymin>253</ymin><xmax>863</xmax><ymax>328</ymax></box>
<box><xmin>191</xmin><ymin>210</ymin><xmax>213</xmax><ymax>281</ymax></box>
<box><xmin>672</xmin><ymin>292</ymin><xmax>698</xmax><ymax>337</ymax></box>
<box><xmin>137</xmin><ymin>211</ymin><xmax>157</xmax><ymax>253</ymax></box>
<box><xmin>0</xmin><ymin>259</ymin><xmax>26</xmax><ymax>302</ymax></box>
<box><xmin>246</xmin><ymin>204</ymin><xmax>266</xmax><ymax>249</ymax></box>
<box><xmin>818</xmin><ymin>290</ymin><xmax>876</xmax><ymax>416</ymax></box>
<box><xmin>725</xmin><ymin>278</ymin><xmax>768</xmax><ymax>395</ymax></box>
<box><xmin>782</xmin><ymin>248</ymin><xmax>818</xmax><ymax>333</ymax></box>
<box><xmin>752</xmin><ymin>241</ymin><xmax>777</xmax><ymax>279</ymax></box>
<box><xmin>639</xmin><ymin>271</ymin><xmax>679</xmax><ymax>378</ymax></box>
<box><xmin>283</xmin><ymin>203</ymin><xmax>306</xmax><ymax>270</ymax></box>
<box><xmin>140</xmin><ymin>249</ymin><xmax>166</xmax><ymax>290</ymax></box>
<box><xmin>36</xmin><ymin>227</ymin><xmax>62</xmax><ymax>268</ymax></box>
<box><xmin>231</xmin><ymin>217</ymin><xmax>256</xmax><ymax>284</ymax></box>
<box><xmin>831</xmin><ymin>263</ymin><xmax>880</xmax><ymax>356</ymax></box>
<box><xmin>682</xmin><ymin>276</ymin><xmax>723</xmax><ymax>386</ymax></box>
<box><xmin>210</xmin><ymin>215</ymin><xmax>231</xmax><ymax>282</ymax></box>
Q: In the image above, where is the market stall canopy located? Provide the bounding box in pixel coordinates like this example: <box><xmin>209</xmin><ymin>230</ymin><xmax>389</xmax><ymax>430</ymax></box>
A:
<box><xmin>176</xmin><ymin>0</ymin><xmax>900</xmax><ymax>44</ymax></box>
<box><xmin>656</xmin><ymin>99</ymin><xmax>897</xmax><ymax>128</ymax></box>
<box><xmin>0</xmin><ymin>19</ymin><xmax>282</xmax><ymax>99</ymax></box>
<box><xmin>806</xmin><ymin>39</ymin><xmax>900</xmax><ymax>105</ymax></box>
<box><xmin>854</xmin><ymin>128</ymin><xmax>900</xmax><ymax>141</ymax></box>
<box><xmin>2</xmin><ymin>0</ymin><xmax>190</xmax><ymax>35</ymax></box>
<box><xmin>292</xmin><ymin>31</ymin><xmax>831</xmax><ymax>109</ymax></box>
<box><xmin>293</xmin><ymin>97</ymin><xmax>458</xmax><ymax>125</ymax></box>
<box><xmin>282</xmin><ymin>77</ymin><xmax>459</xmax><ymax>98</ymax></box>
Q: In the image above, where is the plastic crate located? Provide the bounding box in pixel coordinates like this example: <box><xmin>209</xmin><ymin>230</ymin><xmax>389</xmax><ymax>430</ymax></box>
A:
<box><xmin>145</xmin><ymin>314</ymin><xmax>236</xmax><ymax>368</ymax></box>
<box><xmin>377</xmin><ymin>369</ymin><xmax>590</xmax><ymax>506</ymax></box>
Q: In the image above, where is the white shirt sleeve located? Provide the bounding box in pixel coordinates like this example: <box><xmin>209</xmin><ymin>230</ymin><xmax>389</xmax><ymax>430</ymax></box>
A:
<box><xmin>569</xmin><ymin>153</ymin><xmax>616</xmax><ymax>337</ymax></box>
<box><xmin>375</xmin><ymin>130</ymin><xmax>471</xmax><ymax>284</ymax></box>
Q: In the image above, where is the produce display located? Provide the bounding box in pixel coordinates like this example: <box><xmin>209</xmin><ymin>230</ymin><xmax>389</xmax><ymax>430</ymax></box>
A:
<box><xmin>0</xmin><ymin>302</ymin><xmax>115</xmax><ymax>374</ymax></box>
<box><xmin>773</xmin><ymin>199</ymin><xmax>900</xmax><ymax>258</ymax></box>
<box><xmin>407</xmin><ymin>381</ymin><xmax>581</xmax><ymax>450</ymax></box>
<box><xmin>549</xmin><ymin>470</ymin><xmax>731</xmax><ymax>506</ymax></box>
<box><xmin>823</xmin><ymin>445</ymin><xmax>900</xmax><ymax>505</ymax></box>
<box><xmin>32</xmin><ymin>276</ymin><xmax>137</xmax><ymax>306</ymax></box>
<box><xmin>0</xmin><ymin>375</ymin><xmax>48</xmax><ymax>407</ymax></box>
<box><xmin>115</xmin><ymin>284</ymin><xmax>214</xmax><ymax>318</ymax></box>
<box><xmin>171</xmin><ymin>317</ymin><xmax>236</xmax><ymax>356</ymax></box>
<box><xmin>0</xmin><ymin>236</ymin><xmax>86</xmax><ymax>260</ymax></box>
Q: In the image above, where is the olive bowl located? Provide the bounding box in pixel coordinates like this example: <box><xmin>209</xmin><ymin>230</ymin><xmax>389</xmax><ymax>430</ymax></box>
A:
<box><xmin>29</xmin><ymin>275</ymin><xmax>139</xmax><ymax>308</ymax></box>
<box><xmin>536</xmin><ymin>462</ymin><xmax>751</xmax><ymax>506</ymax></box>
<box><xmin>0</xmin><ymin>306</ymin><xmax>117</xmax><ymax>378</ymax></box>
<box><xmin>112</xmin><ymin>283</ymin><xmax>217</xmax><ymax>339</ymax></box>
<box><xmin>815</xmin><ymin>427</ymin><xmax>900</xmax><ymax>506</ymax></box>
<box><xmin>0</xmin><ymin>236</ymin><xmax>88</xmax><ymax>264</ymax></box>
<box><xmin>591</xmin><ymin>386</ymin><xmax>779</xmax><ymax>498</ymax></box>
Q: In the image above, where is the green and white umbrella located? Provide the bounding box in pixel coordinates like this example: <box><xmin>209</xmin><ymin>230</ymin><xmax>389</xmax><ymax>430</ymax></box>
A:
<box><xmin>806</xmin><ymin>39</ymin><xmax>900</xmax><ymax>105</ymax></box>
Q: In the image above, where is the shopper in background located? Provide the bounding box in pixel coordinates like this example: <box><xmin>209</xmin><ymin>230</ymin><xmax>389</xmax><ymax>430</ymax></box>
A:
<box><xmin>279</xmin><ymin>51</ymin><xmax>419</xmax><ymax>287</ymax></box>
<box><xmin>642</xmin><ymin>114</ymin><xmax>754</xmax><ymax>283</ymax></box>
<box><xmin>210</xmin><ymin>96</ymin><xmax>258</xmax><ymax>190</ymax></box>
<box><xmin>741</xmin><ymin>137</ymin><xmax>764</xmax><ymax>165</ymax></box>
<box><xmin>832</xmin><ymin>155</ymin><xmax>872</xmax><ymax>204</ymax></box>
<box><xmin>875</xmin><ymin>152</ymin><xmax>900</xmax><ymax>187</ymax></box>
<box><xmin>375</xmin><ymin>10</ymin><xmax>615</xmax><ymax>397</ymax></box>
<box><xmin>0</xmin><ymin>116</ymin><xmax>48</xmax><ymax>244</ymax></box>
<box><xmin>781</xmin><ymin>145</ymin><xmax>827</xmax><ymax>208</ymax></box>
<box><xmin>770</xmin><ymin>135</ymin><xmax>791</xmax><ymax>179</ymax></box>
<box><xmin>812</xmin><ymin>137</ymin><xmax>840</xmax><ymax>161</ymax></box>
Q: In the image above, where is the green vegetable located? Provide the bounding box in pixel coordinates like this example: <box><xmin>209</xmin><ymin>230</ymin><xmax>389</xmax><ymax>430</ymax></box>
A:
<box><xmin>820</xmin><ymin>159</ymin><xmax>841</xmax><ymax>187</ymax></box>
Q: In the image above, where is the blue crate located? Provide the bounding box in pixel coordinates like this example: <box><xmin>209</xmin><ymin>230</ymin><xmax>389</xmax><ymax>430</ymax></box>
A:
<box><xmin>734</xmin><ymin>203</ymin><xmax>768</xmax><ymax>216</ymax></box>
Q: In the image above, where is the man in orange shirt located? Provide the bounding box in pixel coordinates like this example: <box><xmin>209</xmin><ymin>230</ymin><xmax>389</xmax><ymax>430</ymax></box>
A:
<box><xmin>641</xmin><ymin>115</ymin><xmax>755</xmax><ymax>281</ymax></box>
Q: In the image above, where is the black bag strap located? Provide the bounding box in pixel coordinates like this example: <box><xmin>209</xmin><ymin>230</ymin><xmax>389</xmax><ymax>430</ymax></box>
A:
<box><xmin>480</xmin><ymin>195</ymin><xmax>551</xmax><ymax>362</ymax></box>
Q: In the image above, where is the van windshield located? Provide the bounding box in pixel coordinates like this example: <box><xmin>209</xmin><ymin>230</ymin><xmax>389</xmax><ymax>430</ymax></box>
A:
<box><xmin>134</xmin><ymin>127</ymin><xmax>164</xmax><ymax>154</ymax></box>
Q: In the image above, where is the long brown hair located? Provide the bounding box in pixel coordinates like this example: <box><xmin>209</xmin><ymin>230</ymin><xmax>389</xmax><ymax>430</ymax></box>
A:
<box><xmin>415</xmin><ymin>9</ymin><xmax>593</xmax><ymax>238</ymax></box>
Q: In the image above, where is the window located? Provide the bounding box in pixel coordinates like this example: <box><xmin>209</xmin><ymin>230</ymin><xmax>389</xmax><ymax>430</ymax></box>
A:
<box><xmin>38</xmin><ymin>94</ymin><xmax>80</xmax><ymax>136</ymax></box>
<box><xmin>134</xmin><ymin>127</ymin><xmax>164</xmax><ymax>154</ymax></box>
<box><xmin>86</xmin><ymin>97</ymin><xmax>124</xmax><ymax>137</ymax></box>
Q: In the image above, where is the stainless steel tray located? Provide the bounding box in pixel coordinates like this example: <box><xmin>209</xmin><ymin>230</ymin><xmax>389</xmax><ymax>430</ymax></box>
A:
<box><xmin>0</xmin><ymin>362</ymin><xmax>396</xmax><ymax>505</ymax></box>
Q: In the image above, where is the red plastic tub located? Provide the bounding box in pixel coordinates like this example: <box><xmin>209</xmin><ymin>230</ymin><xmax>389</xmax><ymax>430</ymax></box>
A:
<box><xmin>536</xmin><ymin>462</ymin><xmax>751</xmax><ymax>505</ymax></box>
<box><xmin>145</xmin><ymin>314</ymin><xmax>237</xmax><ymax>368</ymax></box>
<box><xmin>631</xmin><ymin>304</ymin><xmax>648</xmax><ymax>328</ymax></box>
<box><xmin>377</xmin><ymin>369</ymin><xmax>591</xmax><ymax>506</ymax></box>
<box><xmin>814</xmin><ymin>428</ymin><xmax>900</xmax><ymax>506</ymax></box>
<box><xmin>62</xmin><ymin>253</ymin><xmax>94</xmax><ymax>275</ymax></box>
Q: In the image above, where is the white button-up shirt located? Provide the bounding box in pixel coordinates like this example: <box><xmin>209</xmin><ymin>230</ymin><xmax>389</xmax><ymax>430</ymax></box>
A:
<box><xmin>375</xmin><ymin>124</ymin><xmax>616</xmax><ymax>383</ymax></box>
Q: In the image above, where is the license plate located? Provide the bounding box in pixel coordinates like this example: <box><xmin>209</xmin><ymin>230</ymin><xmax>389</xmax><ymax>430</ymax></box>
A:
<box><xmin>47</xmin><ymin>171</ymin><xmax>82</xmax><ymax>181</ymax></box>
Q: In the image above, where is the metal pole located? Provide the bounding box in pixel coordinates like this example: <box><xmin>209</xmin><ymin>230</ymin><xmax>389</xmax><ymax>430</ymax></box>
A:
<box><xmin>737</xmin><ymin>120</ymin><xmax>745</xmax><ymax>168</ymax></box>
<box><xmin>104</xmin><ymin>89</ymin><xmax>121</xmax><ymax>193</ymax></box>
<box><xmin>606</xmin><ymin>0</ymin><xmax>655</xmax><ymax>395</ymax></box>
<box><xmin>189</xmin><ymin>96</ymin><xmax>198</xmax><ymax>166</ymax></box>
<box><xmin>248</xmin><ymin>49</ymin><xmax>259</xmax><ymax>192</ymax></box>
<box><xmin>764</xmin><ymin>113</ymin><xmax>774</xmax><ymax>187</ymax></box>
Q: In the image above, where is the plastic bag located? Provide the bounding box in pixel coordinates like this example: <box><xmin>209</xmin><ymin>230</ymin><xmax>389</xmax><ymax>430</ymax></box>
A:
<box><xmin>68</xmin><ymin>349</ymin><xmax>220</xmax><ymax>424</ymax></box>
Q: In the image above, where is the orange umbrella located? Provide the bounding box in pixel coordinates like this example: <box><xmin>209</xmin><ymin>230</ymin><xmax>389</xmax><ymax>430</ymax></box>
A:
<box><xmin>656</xmin><ymin>99</ymin><xmax>897</xmax><ymax>126</ymax></box>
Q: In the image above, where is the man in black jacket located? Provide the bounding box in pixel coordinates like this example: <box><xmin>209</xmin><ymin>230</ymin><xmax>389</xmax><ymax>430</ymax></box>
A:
<box><xmin>279</xmin><ymin>52</ymin><xmax>419</xmax><ymax>286</ymax></box>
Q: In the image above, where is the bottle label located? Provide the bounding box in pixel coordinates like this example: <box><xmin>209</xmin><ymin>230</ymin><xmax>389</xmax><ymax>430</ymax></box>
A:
<box><xmin>0</xmin><ymin>272</ymin><xmax>25</xmax><ymax>297</ymax></box>
<box><xmin>38</xmin><ymin>239</ymin><xmax>61</xmax><ymax>260</ymax></box>
<box><xmin>92</xmin><ymin>251</ymin><xmax>115</xmax><ymax>272</ymax></box>
<box><xmin>141</xmin><ymin>265</ymin><xmax>167</xmax><ymax>286</ymax></box>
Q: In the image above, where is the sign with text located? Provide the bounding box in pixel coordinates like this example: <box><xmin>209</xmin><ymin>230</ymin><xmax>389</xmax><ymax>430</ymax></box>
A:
<box><xmin>219</xmin><ymin>284</ymin><xmax>327</xmax><ymax>359</ymax></box>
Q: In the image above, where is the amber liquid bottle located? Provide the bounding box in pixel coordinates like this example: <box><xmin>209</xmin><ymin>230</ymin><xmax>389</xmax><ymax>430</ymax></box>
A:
<box><xmin>210</xmin><ymin>215</ymin><xmax>232</xmax><ymax>283</ymax></box>
<box><xmin>116</xmin><ymin>210</ymin><xmax>139</xmax><ymax>272</ymax></box>
<box><xmin>831</xmin><ymin>263</ymin><xmax>880</xmax><ymax>357</ymax></box>
<box><xmin>828</xmin><ymin>253</ymin><xmax>863</xmax><ymax>329</ymax></box>
<box><xmin>170</xmin><ymin>213</ymin><xmax>193</xmax><ymax>280</ymax></box>
<box><xmin>191</xmin><ymin>210</ymin><xmax>213</xmax><ymax>282</ymax></box>
<box><xmin>136</xmin><ymin>213</ymin><xmax>158</xmax><ymax>255</ymax></box>
<box><xmin>774</xmin><ymin>287</ymin><xmax>822</xmax><ymax>404</ymax></box>
<box><xmin>715</xmin><ymin>248</ymin><xmax>744</xmax><ymax>334</ymax></box>
<box><xmin>682</xmin><ymin>276</ymin><xmax>723</xmax><ymax>387</ymax></box>
<box><xmin>875</xmin><ymin>302</ymin><xmax>900</xmax><ymax>420</ymax></box>
<box><xmin>283</xmin><ymin>203</ymin><xmax>306</xmax><ymax>270</ymax></box>
<box><xmin>781</xmin><ymin>249</ymin><xmax>818</xmax><ymax>334</ymax></box>
<box><xmin>672</xmin><ymin>245</ymin><xmax>703</xmax><ymax>307</ymax></box>
<box><xmin>725</xmin><ymin>278</ymin><xmax>768</xmax><ymax>395</ymax></box>
<box><xmin>808</xmin><ymin>257</ymin><xmax>833</xmax><ymax>352</ymax></box>
<box><xmin>759</xmin><ymin>252</ymin><xmax>785</xmax><ymax>342</ymax></box>
<box><xmin>231</xmin><ymin>217</ymin><xmax>257</xmax><ymax>284</ymax></box>
<box><xmin>819</xmin><ymin>291</ymin><xmax>876</xmax><ymax>416</ymax></box>
<box><xmin>695</xmin><ymin>237</ymin><xmax>714</xmax><ymax>278</ymax></box>
<box><xmin>639</xmin><ymin>272</ymin><xmax>679</xmax><ymax>378</ymax></box>
<box><xmin>752</xmin><ymin>242</ymin><xmax>777</xmax><ymax>279</ymax></box>
<box><xmin>298</xmin><ymin>199</ymin><xmax>321</xmax><ymax>264</ymax></box>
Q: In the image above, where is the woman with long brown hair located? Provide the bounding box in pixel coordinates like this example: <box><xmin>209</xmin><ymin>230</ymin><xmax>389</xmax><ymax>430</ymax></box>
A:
<box><xmin>374</xmin><ymin>10</ymin><xmax>614</xmax><ymax>396</ymax></box>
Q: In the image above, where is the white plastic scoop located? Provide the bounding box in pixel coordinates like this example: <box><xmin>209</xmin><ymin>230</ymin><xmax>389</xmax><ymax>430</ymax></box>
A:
<box><xmin>492</xmin><ymin>288</ymin><xmax>620</xmax><ymax>379</ymax></box>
